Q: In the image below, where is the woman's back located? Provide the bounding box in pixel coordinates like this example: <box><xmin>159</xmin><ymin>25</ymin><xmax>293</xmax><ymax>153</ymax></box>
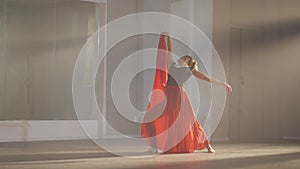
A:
<box><xmin>167</xmin><ymin>63</ymin><xmax>192</xmax><ymax>86</ymax></box>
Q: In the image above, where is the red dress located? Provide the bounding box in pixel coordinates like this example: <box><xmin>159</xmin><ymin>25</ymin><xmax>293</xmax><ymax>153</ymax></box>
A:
<box><xmin>141</xmin><ymin>35</ymin><xmax>209</xmax><ymax>153</ymax></box>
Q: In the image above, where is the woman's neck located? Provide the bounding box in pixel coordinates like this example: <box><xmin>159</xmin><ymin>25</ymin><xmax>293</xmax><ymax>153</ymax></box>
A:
<box><xmin>175</xmin><ymin>62</ymin><xmax>189</xmax><ymax>67</ymax></box>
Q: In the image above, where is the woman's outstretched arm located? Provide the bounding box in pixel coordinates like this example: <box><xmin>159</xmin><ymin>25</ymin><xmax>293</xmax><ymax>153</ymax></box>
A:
<box><xmin>162</xmin><ymin>32</ymin><xmax>175</xmax><ymax>63</ymax></box>
<box><xmin>192</xmin><ymin>65</ymin><xmax>232</xmax><ymax>93</ymax></box>
<box><xmin>167</xmin><ymin>34</ymin><xmax>175</xmax><ymax>63</ymax></box>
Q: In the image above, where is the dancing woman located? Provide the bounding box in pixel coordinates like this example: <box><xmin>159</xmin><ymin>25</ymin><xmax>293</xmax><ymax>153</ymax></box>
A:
<box><xmin>141</xmin><ymin>33</ymin><xmax>232</xmax><ymax>153</ymax></box>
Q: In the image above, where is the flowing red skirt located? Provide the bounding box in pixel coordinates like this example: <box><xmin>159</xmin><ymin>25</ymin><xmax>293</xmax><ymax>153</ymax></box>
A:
<box><xmin>141</xmin><ymin>85</ymin><xmax>210</xmax><ymax>153</ymax></box>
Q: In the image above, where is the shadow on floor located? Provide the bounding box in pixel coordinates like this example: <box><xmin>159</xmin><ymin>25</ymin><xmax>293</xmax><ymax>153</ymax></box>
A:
<box><xmin>0</xmin><ymin>151</ymin><xmax>117</xmax><ymax>163</ymax></box>
<box><xmin>1</xmin><ymin>151</ymin><xmax>299</xmax><ymax>169</ymax></box>
<box><xmin>148</xmin><ymin>152</ymin><xmax>300</xmax><ymax>169</ymax></box>
<box><xmin>0</xmin><ymin>150</ymin><xmax>163</xmax><ymax>163</ymax></box>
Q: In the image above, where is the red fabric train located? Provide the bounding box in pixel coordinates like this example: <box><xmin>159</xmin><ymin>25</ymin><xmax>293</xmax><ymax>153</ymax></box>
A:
<box><xmin>141</xmin><ymin>34</ymin><xmax>209</xmax><ymax>153</ymax></box>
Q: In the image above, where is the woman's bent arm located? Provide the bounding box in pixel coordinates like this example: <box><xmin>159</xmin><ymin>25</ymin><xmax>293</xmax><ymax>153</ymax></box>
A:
<box><xmin>192</xmin><ymin>69</ymin><xmax>232</xmax><ymax>93</ymax></box>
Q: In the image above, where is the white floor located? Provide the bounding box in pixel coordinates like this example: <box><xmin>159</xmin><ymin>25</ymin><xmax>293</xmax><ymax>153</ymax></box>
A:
<box><xmin>0</xmin><ymin>139</ymin><xmax>299</xmax><ymax>169</ymax></box>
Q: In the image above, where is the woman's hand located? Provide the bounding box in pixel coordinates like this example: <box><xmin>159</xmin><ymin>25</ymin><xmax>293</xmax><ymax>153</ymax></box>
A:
<box><xmin>161</xmin><ymin>32</ymin><xmax>169</xmax><ymax>36</ymax></box>
<box><xmin>225</xmin><ymin>83</ymin><xmax>232</xmax><ymax>93</ymax></box>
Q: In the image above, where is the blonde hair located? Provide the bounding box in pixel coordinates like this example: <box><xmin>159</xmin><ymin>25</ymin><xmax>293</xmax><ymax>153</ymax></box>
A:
<box><xmin>181</xmin><ymin>55</ymin><xmax>197</xmax><ymax>70</ymax></box>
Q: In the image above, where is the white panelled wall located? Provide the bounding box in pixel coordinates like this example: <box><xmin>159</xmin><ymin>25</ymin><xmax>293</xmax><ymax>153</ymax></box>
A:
<box><xmin>0</xmin><ymin>0</ymin><xmax>299</xmax><ymax>142</ymax></box>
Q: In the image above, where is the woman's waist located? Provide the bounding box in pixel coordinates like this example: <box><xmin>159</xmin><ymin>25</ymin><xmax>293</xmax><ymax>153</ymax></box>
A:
<box><xmin>166</xmin><ymin>84</ymin><xmax>185</xmax><ymax>90</ymax></box>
